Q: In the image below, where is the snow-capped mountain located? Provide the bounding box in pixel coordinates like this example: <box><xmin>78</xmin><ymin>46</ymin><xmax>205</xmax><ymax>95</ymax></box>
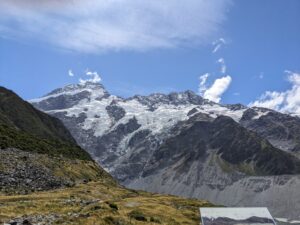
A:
<box><xmin>30</xmin><ymin>82</ymin><xmax>250</xmax><ymax>169</ymax></box>
<box><xmin>31</xmin><ymin>82</ymin><xmax>300</xmax><ymax>221</ymax></box>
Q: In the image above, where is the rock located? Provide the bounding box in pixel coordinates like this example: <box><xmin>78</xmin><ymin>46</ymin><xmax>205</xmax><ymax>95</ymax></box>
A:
<box><xmin>22</xmin><ymin>220</ymin><xmax>31</xmax><ymax>225</ymax></box>
<box><xmin>6</xmin><ymin>213</ymin><xmax>62</xmax><ymax>225</ymax></box>
<box><xmin>0</xmin><ymin>148</ymin><xmax>74</xmax><ymax>194</ymax></box>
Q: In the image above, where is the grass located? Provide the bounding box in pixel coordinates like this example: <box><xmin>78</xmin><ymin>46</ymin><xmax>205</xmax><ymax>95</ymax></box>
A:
<box><xmin>0</xmin><ymin>181</ymin><xmax>214</xmax><ymax>224</ymax></box>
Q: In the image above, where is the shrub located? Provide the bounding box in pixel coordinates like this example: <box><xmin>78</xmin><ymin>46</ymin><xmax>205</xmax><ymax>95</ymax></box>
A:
<box><xmin>150</xmin><ymin>216</ymin><xmax>161</xmax><ymax>223</ymax></box>
<box><xmin>128</xmin><ymin>210</ymin><xmax>147</xmax><ymax>221</ymax></box>
<box><xmin>104</xmin><ymin>216</ymin><xmax>127</xmax><ymax>225</ymax></box>
<box><xmin>108</xmin><ymin>202</ymin><xmax>118</xmax><ymax>210</ymax></box>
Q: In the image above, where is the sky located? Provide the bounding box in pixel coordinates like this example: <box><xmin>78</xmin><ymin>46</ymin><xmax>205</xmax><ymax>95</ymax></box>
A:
<box><xmin>0</xmin><ymin>0</ymin><xmax>299</xmax><ymax>114</ymax></box>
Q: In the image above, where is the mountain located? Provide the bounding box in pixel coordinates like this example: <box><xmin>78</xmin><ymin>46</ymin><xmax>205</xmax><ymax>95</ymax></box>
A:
<box><xmin>0</xmin><ymin>85</ymin><xmax>219</xmax><ymax>225</ymax></box>
<box><xmin>31</xmin><ymin>82</ymin><xmax>300</xmax><ymax>221</ymax></box>
<box><xmin>240</xmin><ymin>107</ymin><xmax>300</xmax><ymax>158</ymax></box>
<box><xmin>0</xmin><ymin>86</ymin><xmax>112</xmax><ymax>194</ymax></box>
<box><xmin>138</xmin><ymin>114</ymin><xmax>300</xmax><ymax>178</ymax></box>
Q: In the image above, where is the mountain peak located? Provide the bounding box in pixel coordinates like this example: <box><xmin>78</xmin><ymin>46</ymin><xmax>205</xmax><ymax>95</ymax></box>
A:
<box><xmin>30</xmin><ymin>82</ymin><xmax>110</xmax><ymax>106</ymax></box>
<box><xmin>29</xmin><ymin>82</ymin><xmax>110</xmax><ymax>111</ymax></box>
<box><xmin>129</xmin><ymin>90</ymin><xmax>206</xmax><ymax>109</ymax></box>
<box><xmin>45</xmin><ymin>81</ymin><xmax>107</xmax><ymax>97</ymax></box>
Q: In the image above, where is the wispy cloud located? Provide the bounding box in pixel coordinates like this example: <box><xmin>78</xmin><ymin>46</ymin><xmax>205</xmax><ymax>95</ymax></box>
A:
<box><xmin>249</xmin><ymin>70</ymin><xmax>300</xmax><ymax>115</ymax></box>
<box><xmin>0</xmin><ymin>0</ymin><xmax>231</xmax><ymax>53</ymax></box>
<box><xmin>198</xmin><ymin>73</ymin><xmax>210</xmax><ymax>94</ymax></box>
<box><xmin>217</xmin><ymin>58</ymin><xmax>226</xmax><ymax>74</ymax></box>
<box><xmin>212</xmin><ymin>38</ymin><xmax>226</xmax><ymax>53</ymax></box>
<box><xmin>198</xmin><ymin>37</ymin><xmax>231</xmax><ymax>103</ymax></box>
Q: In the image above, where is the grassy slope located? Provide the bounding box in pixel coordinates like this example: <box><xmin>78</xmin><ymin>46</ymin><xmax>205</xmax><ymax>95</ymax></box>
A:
<box><xmin>0</xmin><ymin>123</ymin><xmax>92</xmax><ymax>161</ymax></box>
<box><xmin>0</xmin><ymin>87</ymin><xmax>75</xmax><ymax>143</ymax></box>
<box><xmin>0</xmin><ymin>181</ymin><xmax>214</xmax><ymax>225</ymax></box>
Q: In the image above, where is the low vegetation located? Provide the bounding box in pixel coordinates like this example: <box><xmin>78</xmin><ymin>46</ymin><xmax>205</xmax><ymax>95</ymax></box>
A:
<box><xmin>0</xmin><ymin>86</ymin><xmax>93</xmax><ymax>161</ymax></box>
<box><xmin>0</xmin><ymin>124</ymin><xmax>92</xmax><ymax>161</ymax></box>
<box><xmin>0</xmin><ymin>181</ymin><xmax>214</xmax><ymax>224</ymax></box>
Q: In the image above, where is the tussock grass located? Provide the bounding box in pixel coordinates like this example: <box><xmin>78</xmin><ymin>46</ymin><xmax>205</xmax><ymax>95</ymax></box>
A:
<box><xmin>0</xmin><ymin>181</ymin><xmax>213</xmax><ymax>224</ymax></box>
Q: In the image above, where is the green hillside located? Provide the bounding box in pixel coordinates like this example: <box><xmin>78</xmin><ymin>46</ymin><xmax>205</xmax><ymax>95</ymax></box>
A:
<box><xmin>0</xmin><ymin>86</ymin><xmax>91</xmax><ymax>160</ymax></box>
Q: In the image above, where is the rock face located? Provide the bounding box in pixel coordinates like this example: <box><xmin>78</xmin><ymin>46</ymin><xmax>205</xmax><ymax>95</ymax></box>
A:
<box><xmin>141</xmin><ymin>114</ymin><xmax>300</xmax><ymax>178</ymax></box>
<box><xmin>240</xmin><ymin>107</ymin><xmax>300</xmax><ymax>158</ymax></box>
<box><xmin>31</xmin><ymin>82</ymin><xmax>300</xmax><ymax>221</ymax></box>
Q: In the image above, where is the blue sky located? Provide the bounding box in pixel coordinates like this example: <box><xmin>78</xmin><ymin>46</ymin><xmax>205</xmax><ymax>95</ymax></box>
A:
<box><xmin>0</xmin><ymin>0</ymin><xmax>299</xmax><ymax>112</ymax></box>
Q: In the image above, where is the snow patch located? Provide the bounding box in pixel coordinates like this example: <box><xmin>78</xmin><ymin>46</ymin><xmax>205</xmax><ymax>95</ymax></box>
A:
<box><xmin>197</xmin><ymin>104</ymin><xmax>246</xmax><ymax>122</ymax></box>
<box><xmin>252</xmin><ymin>108</ymin><xmax>271</xmax><ymax>120</ymax></box>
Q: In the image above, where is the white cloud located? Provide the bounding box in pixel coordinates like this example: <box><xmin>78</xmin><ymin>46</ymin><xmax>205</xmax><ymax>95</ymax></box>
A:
<box><xmin>0</xmin><ymin>0</ymin><xmax>231</xmax><ymax>53</ymax></box>
<box><xmin>249</xmin><ymin>71</ymin><xmax>300</xmax><ymax>115</ymax></box>
<box><xmin>217</xmin><ymin>58</ymin><xmax>226</xmax><ymax>74</ymax></box>
<box><xmin>198</xmin><ymin>73</ymin><xmax>210</xmax><ymax>94</ymax></box>
<box><xmin>198</xmin><ymin>37</ymin><xmax>231</xmax><ymax>102</ymax></box>
<box><xmin>86</xmin><ymin>70</ymin><xmax>99</xmax><ymax>77</ymax></box>
<box><xmin>199</xmin><ymin>75</ymin><xmax>232</xmax><ymax>103</ymax></box>
<box><xmin>212</xmin><ymin>38</ymin><xmax>226</xmax><ymax>53</ymax></box>
<box><xmin>68</xmin><ymin>69</ymin><xmax>74</xmax><ymax>77</ymax></box>
<box><xmin>204</xmin><ymin>75</ymin><xmax>232</xmax><ymax>103</ymax></box>
<box><xmin>79</xmin><ymin>70</ymin><xmax>102</xmax><ymax>85</ymax></box>
<box><xmin>198</xmin><ymin>36</ymin><xmax>231</xmax><ymax>103</ymax></box>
